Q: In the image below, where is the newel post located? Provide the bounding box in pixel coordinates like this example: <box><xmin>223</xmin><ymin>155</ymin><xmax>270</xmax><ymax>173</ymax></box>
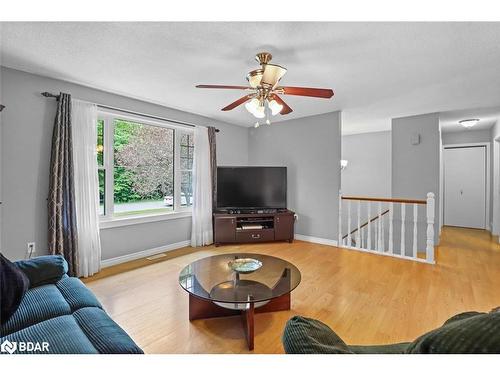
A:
<box><xmin>338</xmin><ymin>191</ymin><xmax>342</xmax><ymax>246</ymax></box>
<box><xmin>426</xmin><ymin>192</ymin><xmax>435</xmax><ymax>264</ymax></box>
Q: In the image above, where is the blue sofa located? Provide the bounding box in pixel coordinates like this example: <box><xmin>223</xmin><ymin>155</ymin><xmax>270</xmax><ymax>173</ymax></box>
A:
<box><xmin>1</xmin><ymin>255</ymin><xmax>143</xmax><ymax>354</ymax></box>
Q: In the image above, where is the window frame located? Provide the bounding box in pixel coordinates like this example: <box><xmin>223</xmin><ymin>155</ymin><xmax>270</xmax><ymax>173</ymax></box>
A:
<box><xmin>176</xmin><ymin>131</ymin><xmax>194</xmax><ymax>211</ymax></box>
<box><xmin>97</xmin><ymin>109</ymin><xmax>194</xmax><ymax>228</ymax></box>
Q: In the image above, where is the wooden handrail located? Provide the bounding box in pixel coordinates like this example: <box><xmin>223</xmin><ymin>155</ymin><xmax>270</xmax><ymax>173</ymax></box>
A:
<box><xmin>342</xmin><ymin>209</ymin><xmax>390</xmax><ymax>240</ymax></box>
<box><xmin>341</xmin><ymin>196</ymin><xmax>427</xmax><ymax>205</ymax></box>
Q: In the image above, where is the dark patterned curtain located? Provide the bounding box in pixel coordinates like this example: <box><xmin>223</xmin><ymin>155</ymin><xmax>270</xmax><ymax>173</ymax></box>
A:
<box><xmin>47</xmin><ymin>93</ymin><xmax>78</xmax><ymax>276</ymax></box>
<box><xmin>207</xmin><ymin>127</ymin><xmax>217</xmax><ymax>209</ymax></box>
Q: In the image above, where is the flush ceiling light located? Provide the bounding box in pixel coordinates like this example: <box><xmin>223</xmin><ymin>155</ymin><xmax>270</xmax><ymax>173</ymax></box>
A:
<box><xmin>459</xmin><ymin>119</ymin><xmax>480</xmax><ymax>128</ymax></box>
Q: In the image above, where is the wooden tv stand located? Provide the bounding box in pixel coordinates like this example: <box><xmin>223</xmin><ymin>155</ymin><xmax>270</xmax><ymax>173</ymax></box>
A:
<box><xmin>213</xmin><ymin>210</ymin><xmax>295</xmax><ymax>246</ymax></box>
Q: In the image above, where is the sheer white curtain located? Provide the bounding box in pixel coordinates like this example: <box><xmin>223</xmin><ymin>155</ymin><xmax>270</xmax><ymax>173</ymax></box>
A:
<box><xmin>71</xmin><ymin>100</ymin><xmax>102</xmax><ymax>277</ymax></box>
<box><xmin>191</xmin><ymin>126</ymin><xmax>213</xmax><ymax>246</ymax></box>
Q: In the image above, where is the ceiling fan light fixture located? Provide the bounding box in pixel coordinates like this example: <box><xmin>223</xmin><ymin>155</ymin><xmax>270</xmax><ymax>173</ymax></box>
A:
<box><xmin>245</xmin><ymin>98</ymin><xmax>259</xmax><ymax>113</ymax></box>
<box><xmin>459</xmin><ymin>119</ymin><xmax>480</xmax><ymax>128</ymax></box>
<box><xmin>253</xmin><ymin>106</ymin><xmax>265</xmax><ymax>118</ymax></box>
<box><xmin>268</xmin><ymin>99</ymin><xmax>283</xmax><ymax>116</ymax></box>
<box><xmin>245</xmin><ymin>98</ymin><xmax>265</xmax><ymax>118</ymax></box>
<box><xmin>246</xmin><ymin>69</ymin><xmax>264</xmax><ymax>88</ymax></box>
<box><xmin>261</xmin><ymin>64</ymin><xmax>287</xmax><ymax>88</ymax></box>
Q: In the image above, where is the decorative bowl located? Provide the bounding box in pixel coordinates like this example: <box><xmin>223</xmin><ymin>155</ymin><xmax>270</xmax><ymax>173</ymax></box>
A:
<box><xmin>228</xmin><ymin>258</ymin><xmax>263</xmax><ymax>274</ymax></box>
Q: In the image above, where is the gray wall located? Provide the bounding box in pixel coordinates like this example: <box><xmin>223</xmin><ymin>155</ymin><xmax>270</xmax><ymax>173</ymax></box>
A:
<box><xmin>0</xmin><ymin>67</ymin><xmax>249</xmax><ymax>261</ymax></box>
<box><xmin>248</xmin><ymin>112</ymin><xmax>341</xmax><ymax>241</ymax></box>
<box><xmin>341</xmin><ymin>131</ymin><xmax>391</xmax><ymax>197</ymax></box>
<box><xmin>442</xmin><ymin>128</ymin><xmax>493</xmax><ymax>229</ymax></box>
<box><xmin>340</xmin><ymin>131</ymin><xmax>391</xmax><ymax>243</ymax></box>
<box><xmin>392</xmin><ymin>113</ymin><xmax>441</xmax><ymax>245</ymax></box>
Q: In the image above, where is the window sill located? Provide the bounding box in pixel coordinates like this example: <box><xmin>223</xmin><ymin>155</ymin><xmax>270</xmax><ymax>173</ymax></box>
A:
<box><xmin>99</xmin><ymin>210</ymin><xmax>192</xmax><ymax>229</ymax></box>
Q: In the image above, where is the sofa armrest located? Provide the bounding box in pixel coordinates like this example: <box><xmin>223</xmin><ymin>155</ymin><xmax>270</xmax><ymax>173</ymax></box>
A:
<box><xmin>282</xmin><ymin>316</ymin><xmax>353</xmax><ymax>354</ymax></box>
<box><xmin>15</xmin><ymin>255</ymin><xmax>69</xmax><ymax>288</ymax></box>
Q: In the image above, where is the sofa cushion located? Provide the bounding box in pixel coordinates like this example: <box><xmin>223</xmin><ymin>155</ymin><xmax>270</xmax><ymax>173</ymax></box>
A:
<box><xmin>406</xmin><ymin>311</ymin><xmax>500</xmax><ymax>353</ymax></box>
<box><xmin>14</xmin><ymin>255</ymin><xmax>68</xmax><ymax>288</ymax></box>
<box><xmin>0</xmin><ymin>253</ymin><xmax>30</xmax><ymax>324</ymax></box>
<box><xmin>56</xmin><ymin>277</ymin><xmax>102</xmax><ymax>311</ymax></box>
<box><xmin>73</xmin><ymin>307</ymin><xmax>143</xmax><ymax>354</ymax></box>
<box><xmin>3</xmin><ymin>315</ymin><xmax>99</xmax><ymax>354</ymax></box>
<box><xmin>1</xmin><ymin>284</ymin><xmax>71</xmax><ymax>336</ymax></box>
<box><xmin>282</xmin><ymin>315</ymin><xmax>353</xmax><ymax>354</ymax></box>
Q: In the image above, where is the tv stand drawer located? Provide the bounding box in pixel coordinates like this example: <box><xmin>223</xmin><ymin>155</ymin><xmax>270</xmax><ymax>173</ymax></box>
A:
<box><xmin>236</xmin><ymin>229</ymin><xmax>274</xmax><ymax>243</ymax></box>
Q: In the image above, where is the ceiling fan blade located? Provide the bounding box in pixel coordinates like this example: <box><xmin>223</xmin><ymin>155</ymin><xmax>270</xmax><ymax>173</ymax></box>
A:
<box><xmin>196</xmin><ymin>84</ymin><xmax>251</xmax><ymax>90</ymax></box>
<box><xmin>221</xmin><ymin>95</ymin><xmax>252</xmax><ymax>111</ymax></box>
<box><xmin>279</xmin><ymin>86</ymin><xmax>334</xmax><ymax>99</ymax></box>
<box><xmin>272</xmin><ymin>95</ymin><xmax>293</xmax><ymax>115</ymax></box>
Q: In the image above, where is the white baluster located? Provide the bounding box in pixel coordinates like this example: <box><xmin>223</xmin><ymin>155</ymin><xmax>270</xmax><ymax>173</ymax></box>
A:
<box><xmin>389</xmin><ymin>202</ymin><xmax>394</xmax><ymax>254</ymax></box>
<box><xmin>377</xmin><ymin>202</ymin><xmax>382</xmax><ymax>251</ymax></box>
<box><xmin>413</xmin><ymin>203</ymin><xmax>418</xmax><ymax>258</ymax></box>
<box><xmin>361</xmin><ymin>226</ymin><xmax>365</xmax><ymax>249</ymax></box>
<box><xmin>381</xmin><ymin>209</ymin><xmax>385</xmax><ymax>251</ymax></box>
<box><xmin>426</xmin><ymin>193</ymin><xmax>435</xmax><ymax>263</ymax></box>
<box><xmin>367</xmin><ymin>203</ymin><xmax>372</xmax><ymax>250</ymax></box>
<box><xmin>401</xmin><ymin>203</ymin><xmax>406</xmax><ymax>256</ymax></box>
<box><xmin>338</xmin><ymin>191</ymin><xmax>342</xmax><ymax>246</ymax></box>
<box><xmin>356</xmin><ymin>201</ymin><xmax>361</xmax><ymax>248</ymax></box>
<box><xmin>347</xmin><ymin>200</ymin><xmax>352</xmax><ymax>247</ymax></box>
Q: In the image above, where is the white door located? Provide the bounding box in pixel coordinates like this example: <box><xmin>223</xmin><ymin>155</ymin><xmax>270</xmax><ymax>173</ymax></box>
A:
<box><xmin>444</xmin><ymin>146</ymin><xmax>486</xmax><ymax>229</ymax></box>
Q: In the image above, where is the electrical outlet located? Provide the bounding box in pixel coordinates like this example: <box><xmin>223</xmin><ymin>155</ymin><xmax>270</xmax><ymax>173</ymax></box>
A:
<box><xmin>27</xmin><ymin>242</ymin><xmax>36</xmax><ymax>259</ymax></box>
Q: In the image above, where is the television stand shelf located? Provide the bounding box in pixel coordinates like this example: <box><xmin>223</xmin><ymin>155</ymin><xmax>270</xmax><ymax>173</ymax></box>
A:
<box><xmin>213</xmin><ymin>210</ymin><xmax>295</xmax><ymax>246</ymax></box>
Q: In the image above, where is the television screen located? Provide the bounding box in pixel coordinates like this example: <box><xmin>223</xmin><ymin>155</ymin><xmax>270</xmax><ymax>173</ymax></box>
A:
<box><xmin>216</xmin><ymin>167</ymin><xmax>287</xmax><ymax>209</ymax></box>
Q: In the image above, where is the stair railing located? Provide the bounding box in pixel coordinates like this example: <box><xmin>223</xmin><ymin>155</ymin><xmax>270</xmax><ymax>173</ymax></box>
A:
<box><xmin>338</xmin><ymin>192</ymin><xmax>435</xmax><ymax>264</ymax></box>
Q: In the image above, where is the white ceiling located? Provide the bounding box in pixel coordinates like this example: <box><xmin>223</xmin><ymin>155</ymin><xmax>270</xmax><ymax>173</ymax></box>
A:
<box><xmin>1</xmin><ymin>22</ymin><xmax>500</xmax><ymax>134</ymax></box>
<box><xmin>440</xmin><ymin>106</ymin><xmax>500</xmax><ymax>133</ymax></box>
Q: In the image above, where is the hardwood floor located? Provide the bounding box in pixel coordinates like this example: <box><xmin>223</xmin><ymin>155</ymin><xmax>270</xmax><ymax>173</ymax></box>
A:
<box><xmin>82</xmin><ymin>226</ymin><xmax>500</xmax><ymax>353</ymax></box>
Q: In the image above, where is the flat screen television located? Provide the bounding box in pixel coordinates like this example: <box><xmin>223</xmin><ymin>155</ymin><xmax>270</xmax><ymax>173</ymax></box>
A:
<box><xmin>216</xmin><ymin>166</ymin><xmax>287</xmax><ymax>209</ymax></box>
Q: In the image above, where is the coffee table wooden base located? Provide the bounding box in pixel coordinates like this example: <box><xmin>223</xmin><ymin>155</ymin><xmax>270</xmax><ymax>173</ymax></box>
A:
<box><xmin>188</xmin><ymin>293</ymin><xmax>291</xmax><ymax>350</ymax></box>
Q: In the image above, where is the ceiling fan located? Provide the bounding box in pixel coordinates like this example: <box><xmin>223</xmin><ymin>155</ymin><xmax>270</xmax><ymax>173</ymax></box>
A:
<box><xmin>196</xmin><ymin>52</ymin><xmax>334</xmax><ymax>127</ymax></box>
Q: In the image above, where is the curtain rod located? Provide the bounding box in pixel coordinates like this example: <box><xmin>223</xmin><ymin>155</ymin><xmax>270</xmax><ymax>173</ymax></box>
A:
<box><xmin>41</xmin><ymin>92</ymin><xmax>219</xmax><ymax>132</ymax></box>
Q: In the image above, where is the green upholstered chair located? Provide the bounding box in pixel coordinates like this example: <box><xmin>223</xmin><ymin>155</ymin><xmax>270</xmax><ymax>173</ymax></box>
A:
<box><xmin>282</xmin><ymin>309</ymin><xmax>500</xmax><ymax>354</ymax></box>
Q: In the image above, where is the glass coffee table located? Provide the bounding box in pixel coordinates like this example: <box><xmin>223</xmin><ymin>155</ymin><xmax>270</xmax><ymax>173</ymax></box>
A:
<box><xmin>179</xmin><ymin>253</ymin><xmax>301</xmax><ymax>350</ymax></box>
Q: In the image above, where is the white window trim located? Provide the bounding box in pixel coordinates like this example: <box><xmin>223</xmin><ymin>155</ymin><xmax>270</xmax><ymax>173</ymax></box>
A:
<box><xmin>100</xmin><ymin>211</ymin><xmax>192</xmax><ymax>229</ymax></box>
<box><xmin>98</xmin><ymin>110</ymin><xmax>193</xmax><ymax>229</ymax></box>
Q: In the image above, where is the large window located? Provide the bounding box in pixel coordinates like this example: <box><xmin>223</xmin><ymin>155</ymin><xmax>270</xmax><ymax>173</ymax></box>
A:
<box><xmin>98</xmin><ymin>111</ymin><xmax>194</xmax><ymax>220</ymax></box>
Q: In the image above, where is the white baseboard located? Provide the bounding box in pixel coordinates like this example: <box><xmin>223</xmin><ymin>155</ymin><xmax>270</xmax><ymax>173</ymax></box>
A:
<box><xmin>101</xmin><ymin>240</ymin><xmax>191</xmax><ymax>268</ymax></box>
<box><xmin>101</xmin><ymin>235</ymin><xmax>338</xmax><ymax>268</ymax></box>
<box><xmin>294</xmin><ymin>234</ymin><xmax>338</xmax><ymax>247</ymax></box>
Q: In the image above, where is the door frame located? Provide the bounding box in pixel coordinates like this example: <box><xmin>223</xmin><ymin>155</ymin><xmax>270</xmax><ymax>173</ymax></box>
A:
<box><xmin>443</xmin><ymin>142</ymin><xmax>490</xmax><ymax>230</ymax></box>
<box><xmin>493</xmin><ymin>137</ymin><xmax>500</xmax><ymax>239</ymax></box>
